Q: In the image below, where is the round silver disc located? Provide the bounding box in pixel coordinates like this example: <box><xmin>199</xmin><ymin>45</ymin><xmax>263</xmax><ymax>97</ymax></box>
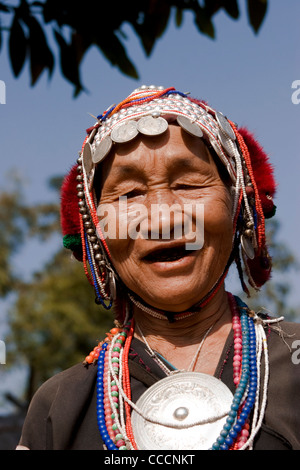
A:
<box><xmin>93</xmin><ymin>135</ymin><xmax>113</xmax><ymax>163</ymax></box>
<box><xmin>215</xmin><ymin>111</ymin><xmax>236</xmax><ymax>141</ymax></box>
<box><xmin>111</xmin><ymin>120</ymin><xmax>139</xmax><ymax>143</ymax></box>
<box><xmin>137</xmin><ymin>116</ymin><xmax>168</xmax><ymax>136</ymax></box>
<box><xmin>131</xmin><ymin>372</ymin><xmax>233</xmax><ymax>450</ymax></box>
<box><xmin>177</xmin><ymin>115</ymin><xmax>203</xmax><ymax>138</ymax></box>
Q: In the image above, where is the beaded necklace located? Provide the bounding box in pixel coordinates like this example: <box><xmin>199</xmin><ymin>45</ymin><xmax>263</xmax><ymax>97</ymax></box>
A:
<box><xmin>88</xmin><ymin>292</ymin><xmax>277</xmax><ymax>450</ymax></box>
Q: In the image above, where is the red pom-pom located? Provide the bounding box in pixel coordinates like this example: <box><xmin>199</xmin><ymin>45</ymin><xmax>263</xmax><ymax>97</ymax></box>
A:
<box><xmin>246</xmin><ymin>251</ymin><xmax>272</xmax><ymax>288</ymax></box>
<box><xmin>238</xmin><ymin>127</ymin><xmax>277</xmax><ymax>218</ymax></box>
<box><xmin>60</xmin><ymin>165</ymin><xmax>81</xmax><ymax>236</ymax></box>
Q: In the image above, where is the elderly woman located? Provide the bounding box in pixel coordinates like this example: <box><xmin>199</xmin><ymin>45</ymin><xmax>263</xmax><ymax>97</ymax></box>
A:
<box><xmin>17</xmin><ymin>85</ymin><xmax>300</xmax><ymax>450</ymax></box>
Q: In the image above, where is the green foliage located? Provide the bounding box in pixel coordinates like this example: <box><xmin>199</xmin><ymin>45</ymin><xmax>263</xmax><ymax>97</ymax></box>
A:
<box><xmin>7</xmin><ymin>249</ymin><xmax>114</xmax><ymax>400</ymax></box>
<box><xmin>1</xmin><ymin>178</ymin><xmax>115</xmax><ymax>401</ymax></box>
<box><xmin>0</xmin><ymin>0</ymin><xmax>269</xmax><ymax>96</ymax></box>
<box><xmin>240</xmin><ymin>219</ymin><xmax>299</xmax><ymax>321</ymax></box>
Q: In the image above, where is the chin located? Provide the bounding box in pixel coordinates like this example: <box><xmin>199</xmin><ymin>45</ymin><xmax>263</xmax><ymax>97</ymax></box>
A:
<box><xmin>133</xmin><ymin>280</ymin><xmax>206</xmax><ymax>313</ymax></box>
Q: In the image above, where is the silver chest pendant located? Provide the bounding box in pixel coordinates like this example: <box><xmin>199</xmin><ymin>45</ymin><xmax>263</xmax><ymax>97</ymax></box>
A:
<box><xmin>131</xmin><ymin>372</ymin><xmax>233</xmax><ymax>450</ymax></box>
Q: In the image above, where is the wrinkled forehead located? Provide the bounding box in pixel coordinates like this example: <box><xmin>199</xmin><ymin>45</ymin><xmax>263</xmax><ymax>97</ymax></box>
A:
<box><xmin>81</xmin><ymin>86</ymin><xmax>238</xmax><ymax>191</ymax></box>
<box><xmin>95</xmin><ymin>123</ymin><xmax>225</xmax><ymax>196</ymax></box>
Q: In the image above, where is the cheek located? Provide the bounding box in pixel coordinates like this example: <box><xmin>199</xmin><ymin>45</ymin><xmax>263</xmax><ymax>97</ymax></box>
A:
<box><xmin>100</xmin><ymin>206</ymin><xmax>138</xmax><ymax>279</ymax></box>
<box><xmin>203</xmin><ymin>190</ymin><xmax>233</xmax><ymax>237</ymax></box>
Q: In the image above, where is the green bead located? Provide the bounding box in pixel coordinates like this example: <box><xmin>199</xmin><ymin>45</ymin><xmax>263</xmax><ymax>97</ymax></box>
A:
<box><xmin>111</xmin><ymin>391</ymin><xmax>119</xmax><ymax>397</ymax></box>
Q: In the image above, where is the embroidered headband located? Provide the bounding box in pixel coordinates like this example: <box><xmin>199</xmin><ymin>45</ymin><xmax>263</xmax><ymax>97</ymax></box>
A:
<box><xmin>60</xmin><ymin>85</ymin><xmax>276</xmax><ymax>310</ymax></box>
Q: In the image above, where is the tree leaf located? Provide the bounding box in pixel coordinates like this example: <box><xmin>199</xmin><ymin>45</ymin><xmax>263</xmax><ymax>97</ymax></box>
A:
<box><xmin>53</xmin><ymin>29</ymin><xmax>84</xmax><ymax>95</ymax></box>
<box><xmin>194</xmin><ymin>7</ymin><xmax>215</xmax><ymax>39</ymax></box>
<box><xmin>132</xmin><ymin>3</ymin><xmax>171</xmax><ymax>56</ymax></box>
<box><xmin>222</xmin><ymin>0</ymin><xmax>240</xmax><ymax>19</ymax></box>
<box><xmin>0</xmin><ymin>2</ymin><xmax>9</xmax><ymax>13</ymax></box>
<box><xmin>96</xmin><ymin>32</ymin><xmax>139</xmax><ymax>79</ymax></box>
<box><xmin>24</xmin><ymin>16</ymin><xmax>54</xmax><ymax>85</ymax></box>
<box><xmin>175</xmin><ymin>7</ymin><xmax>183</xmax><ymax>27</ymax></box>
<box><xmin>247</xmin><ymin>0</ymin><xmax>268</xmax><ymax>33</ymax></box>
<box><xmin>9</xmin><ymin>15</ymin><xmax>28</xmax><ymax>77</ymax></box>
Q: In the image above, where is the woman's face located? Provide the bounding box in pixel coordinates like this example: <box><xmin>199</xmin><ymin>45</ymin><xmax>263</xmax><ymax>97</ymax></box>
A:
<box><xmin>98</xmin><ymin>124</ymin><xmax>233</xmax><ymax>312</ymax></box>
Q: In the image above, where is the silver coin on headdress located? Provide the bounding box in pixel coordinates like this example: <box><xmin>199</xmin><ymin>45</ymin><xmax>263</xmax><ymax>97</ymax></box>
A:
<box><xmin>82</xmin><ymin>142</ymin><xmax>95</xmax><ymax>190</ymax></box>
<box><xmin>215</xmin><ymin>111</ymin><xmax>236</xmax><ymax>141</ymax></box>
<box><xmin>83</xmin><ymin>142</ymin><xmax>93</xmax><ymax>175</ymax></box>
<box><xmin>218</xmin><ymin>130</ymin><xmax>238</xmax><ymax>158</ymax></box>
<box><xmin>176</xmin><ymin>115</ymin><xmax>203</xmax><ymax>138</ymax></box>
<box><xmin>131</xmin><ymin>372</ymin><xmax>233</xmax><ymax>450</ymax></box>
<box><xmin>137</xmin><ymin>115</ymin><xmax>168</xmax><ymax>136</ymax></box>
<box><xmin>111</xmin><ymin>120</ymin><xmax>139</xmax><ymax>143</ymax></box>
<box><xmin>93</xmin><ymin>135</ymin><xmax>113</xmax><ymax>164</ymax></box>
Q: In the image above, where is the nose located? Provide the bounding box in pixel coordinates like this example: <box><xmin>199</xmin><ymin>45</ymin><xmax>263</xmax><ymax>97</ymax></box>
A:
<box><xmin>139</xmin><ymin>191</ymin><xmax>185</xmax><ymax>240</ymax></box>
<box><xmin>148</xmin><ymin>203</ymin><xmax>184</xmax><ymax>240</ymax></box>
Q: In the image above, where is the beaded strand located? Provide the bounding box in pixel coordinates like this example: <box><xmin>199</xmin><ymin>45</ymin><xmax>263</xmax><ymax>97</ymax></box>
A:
<box><xmin>210</xmin><ymin>295</ymin><xmax>256</xmax><ymax>450</ymax></box>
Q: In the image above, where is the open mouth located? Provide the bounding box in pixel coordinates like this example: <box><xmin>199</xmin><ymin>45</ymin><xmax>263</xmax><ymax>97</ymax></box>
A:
<box><xmin>143</xmin><ymin>245</ymin><xmax>196</xmax><ymax>263</ymax></box>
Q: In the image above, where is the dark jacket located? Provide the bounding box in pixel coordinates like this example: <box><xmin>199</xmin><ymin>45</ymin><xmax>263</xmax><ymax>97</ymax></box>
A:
<box><xmin>18</xmin><ymin>320</ymin><xmax>300</xmax><ymax>450</ymax></box>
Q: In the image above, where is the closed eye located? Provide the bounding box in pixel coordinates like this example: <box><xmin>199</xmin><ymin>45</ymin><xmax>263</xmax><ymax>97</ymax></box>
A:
<box><xmin>124</xmin><ymin>189</ymin><xmax>146</xmax><ymax>199</ymax></box>
<box><xmin>173</xmin><ymin>184</ymin><xmax>203</xmax><ymax>191</ymax></box>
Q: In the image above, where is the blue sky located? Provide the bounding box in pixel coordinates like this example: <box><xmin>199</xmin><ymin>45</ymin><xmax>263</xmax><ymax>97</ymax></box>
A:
<box><xmin>0</xmin><ymin>1</ymin><xmax>299</xmax><ymax>413</ymax></box>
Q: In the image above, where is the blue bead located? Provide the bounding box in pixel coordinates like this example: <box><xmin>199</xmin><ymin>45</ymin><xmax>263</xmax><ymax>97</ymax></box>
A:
<box><xmin>229</xmin><ymin>429</ymin><xmax>238</xmax><ymax>439</ymax></box>
<box><xmin>107</xmin><ymin>441</ymin><xmax>117</xmax><ymax>450</ymax></box>
<box><xmin>223</xmin><ymin>423</ymin><xmax>232</xmax><ymax>432</ymax></box>
<box><xmin>231</xmin><ymin>402</ymin><xmax>240</xmax><ymax>411</ymax></box>
<box><xmin>233</xmin><ymin>423</ymin><xmax>242</xmax><ymax>433</ymax></box>
<box><xmin>219</xmin><ymin>444</ymin><xmax>228</xmax><ymax>450</ymax></box>
<box><xmin>225</xmin><ymin>436</ymin><xmax>234</xmax><ymax>447</ymax></box>
<box><xmin>239</xmin><ymin>410</ymin><xmax>249</xmax><ymax>420</ymax></box>
<box><xmin>226</xmin><ymin>415</ymin><xmax>235</xmax><ymax>425</ymax></box>
<box><xmin>211</xmin><ymin>443</ymin><xmax>220</xmax><ymax>450</ymax></box>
